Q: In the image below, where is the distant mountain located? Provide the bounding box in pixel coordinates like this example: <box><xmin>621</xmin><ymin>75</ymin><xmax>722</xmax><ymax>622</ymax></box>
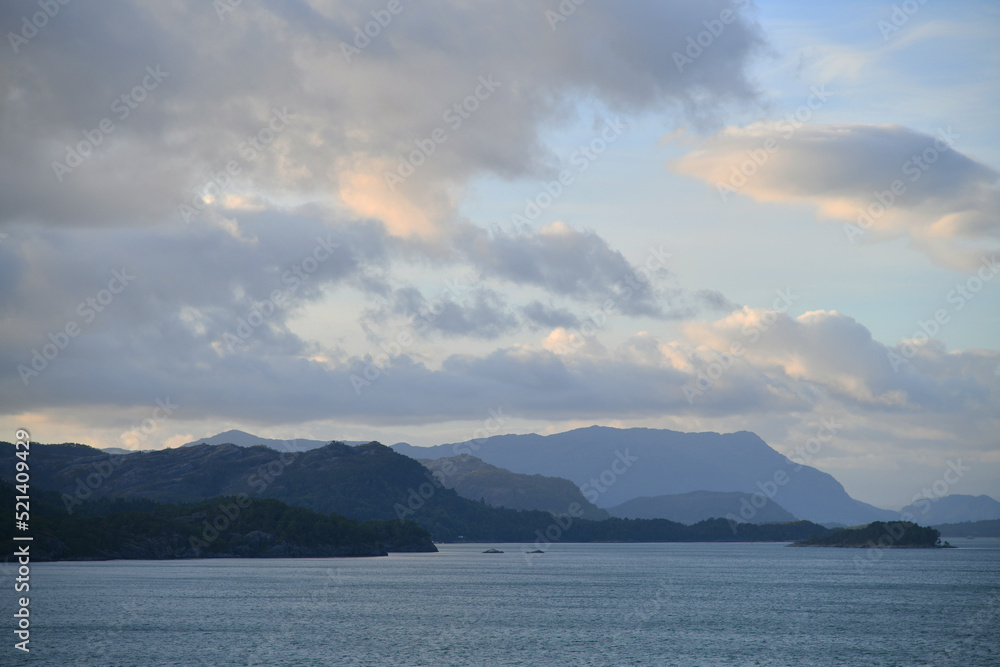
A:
<box><xmin>420</xmin><ymin>454</ymin><xmax>609</xmax><ymax>520</ymax></box>
<box><xmin>180</xmin><ymin>429</ymin><xmax>366</xmax><ymax>452</ymax></box>
<box><xmin>0</xmin><ymin>442</ymin><xmax>831</xmax><ymax>544</ymax></box>
<box><xmin>901</xmin><ymin>494</ymin><xmax>1000</xmax><ymax>525</ymax></box>
<box><xmin>0</xmin><ymin>441</ymin><xmax>583</xmax><ymax>542</ymax></box>
<box><xmin>606</xmin><ymin>491</ymin><xmax>797</xmax><ymax>525</ymax></box>
<box><xmin>393</xmin><ymin>426</ymin><xmax>897</xmax><ymax>526</ymax></box>
<box><xmin>933</xmin><ymin>519</ymin><xmax>1000</xmax><ymax>538</ymax></box>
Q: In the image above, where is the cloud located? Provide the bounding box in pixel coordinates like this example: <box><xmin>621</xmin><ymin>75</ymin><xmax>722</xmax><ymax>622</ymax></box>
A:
<box><xmin>677</xmin><ymin>307</ymin><xmax>1000</xmax><ymax>420</ymax></box>
<box><xmin>0</xmin><ymin>1</ymin><xmax>762</xmax><ymax>426</ymax></box>
<box><xmin>0</xmin><ymin>0</ymin><xmax>766</xmax><ymax>235</ymax></box>
<box><xmin>363</xmin><ymin>284</ymin><xmax>520</xmax><ymax>340</ymax></box>
<box><xmin>456</xmin><ymin>221</ymin><xmax>670</xmax><ymax>317</ymax></box>
<box><xmin>673</xmin><ymin>123</ymin><xmax>1000</xmax><ymax>269</ymax></box>
<box><xmin>0</xmin><ymin>210</ymin><xmax>381</xmax><ymax>409</ymax></box>
<box><xmin>6</xmin><ymin>248</ymin><xmax>995</xmax><ymax>428</ymax></box>
<box><xmin>521</xmin><ymin>301</ymin><xmax>582</xmax><ymax>330</ymax></box>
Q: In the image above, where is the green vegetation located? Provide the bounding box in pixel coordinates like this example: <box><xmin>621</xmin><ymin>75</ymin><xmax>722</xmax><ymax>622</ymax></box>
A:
<box><xmin>933</xmin><ymin>519</ymin><xmax>1000</xmax><ymax>538</ymax></box>
<box><xmin>0</xmin><ymin>480</ymin><xmax>435</xmax><ymax>561</ymax></box>
<box><xmin>607</xmin><ymin>490</ymin><xmax>796</xmax><ymax>524</ymax></box>
<box><xmin>420</xmin><ymin>454</ymin><xmax>610</xmax><ymax>520</ymax></box>
<box><xmin>1</xmin><ymin>441</ymin><xmax>832</xmax><ymax>547</ymax></box>
<box><xmin>791</xmin><ymin>521</ymin><xmax>942</xmax><ymax>548</ymax></box>
<box><xmin>557</xmin><ymin>517</ymin><xmax>828</xmax><ymax>543</ymax></box>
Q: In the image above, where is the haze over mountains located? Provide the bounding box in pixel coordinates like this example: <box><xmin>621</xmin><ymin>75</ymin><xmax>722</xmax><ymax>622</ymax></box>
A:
<box><xmin>4</xmin><ymin>441</ymin><xmax>558</xmax><ymax>541</ymax></box>
<box><xmin>420</xmin><ymin>454</ymin><xmax>609</xmax><ymax>521</ymax></box>
<box><xmin>394</xmin><ymin>426</ymin><xmax>899</xmax><ymax>526</ymax></box>
<box><xmin>0</xmin><ymin>441</ymin><xmax>832</xmax><ymax>545</ymax></box>
<box><xmin>93</xmin><ymin>425</ymin><xmax>1000</xmax><ymax>527</ymax></box>
<box><xmin>900</xmin><ymin>494</ymin><xmax>1000</xmax><ymax>525</ymax></box>
<box><xmin>178</xmin><ymin>430</ymin><xmax>366</xmax><ymax>452</ymax></box>
<box><xmin>607</xmin><ymin>491</ymin><xmax>797</xmax><ymax>525</ymax></box>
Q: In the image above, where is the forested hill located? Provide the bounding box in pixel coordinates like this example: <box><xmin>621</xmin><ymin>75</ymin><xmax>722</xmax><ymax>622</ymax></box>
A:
<box><xmin>2</xmin><ymin>441</ymin><xmax>831</xmax><ymax>545</ymax></box>
<box><xmin>420</xmin><ymin>454</ymin><xmax>610</xmax><ymax>520</ymax></box>
<box><xmin>791</xmin><ymin>521</ymin><xmax>942</xmax><ymax>548</ymax></box>
<box><xmin>0</xmin><ymin>479</ymin><xmax>436</xmax><ymax>561</ymax></box>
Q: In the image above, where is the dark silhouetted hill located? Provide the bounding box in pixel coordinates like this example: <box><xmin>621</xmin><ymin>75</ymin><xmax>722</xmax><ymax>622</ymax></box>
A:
<box><xmin>607</xmin><ymin>490</ymin><xmax>796</xmax><ymax>524</ymax></box>
<box><xmin>420</xmin><ymin>454</ymin><xmax>609</xmax><ymax>520</ymax></box>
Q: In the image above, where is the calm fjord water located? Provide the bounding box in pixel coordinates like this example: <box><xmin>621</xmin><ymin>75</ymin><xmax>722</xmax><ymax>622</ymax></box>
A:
<box><xmin>20</xmin><ymin>540</ymin><xmax>1000</xmax><ymax>666</ymax></box>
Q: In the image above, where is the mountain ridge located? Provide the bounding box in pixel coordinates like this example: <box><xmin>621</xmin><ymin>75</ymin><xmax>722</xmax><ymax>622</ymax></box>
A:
<box><xmin>900</xmin><ymin>494</ymin><xmax>1000</xmax><ymax>525</ymax></box>
<box><xmin>393</xmin><ymin>425</ymin><xmax>898</xmax><ymax>526</ymax></box>
<box><xmin>607</xmin><ymin>490</ymin><xmax>797</xmax><ymax>525</ymax></box>
<box><xmin>0</xmin><ymin>441</ymin><xmax>832</xmax><ymax>544</ymax></box>
<box><xmin>177</xmin><ymin>429</ymin><xmax>366</xmax><ymax>452</ymax></box>
<box><xmin>419</xmin><ymin>454</ymin><xmax>609</xmax><ymax>520</ymax></box>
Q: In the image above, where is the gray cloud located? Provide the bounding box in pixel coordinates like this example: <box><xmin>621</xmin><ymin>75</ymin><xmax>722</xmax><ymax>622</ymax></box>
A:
<box><xmin>0</xmin><ymin>211</ymin><xmax>380</xmax><ymax>409</ymax></box>
<box><xmin>363</xmin><ymin>284</ymin><xmax>521</xmax><ymax>340</ymax></box>
<box><xmin>455</xmin><ymin>222</ymin><xmax>668</xmax><ymax>317</ymax></box>
<box><xmin>675</xmin><ymin>123</ymin><xmax>1000</xmax><ymax>269</ymax></box>
<box><xmin>0</xmin><ymin>0</ymin><xmax>762</xmax><ymax>422</ymax></box>
<box><xmin>521</xmin><ymin>301</ymin><xmax>582</xmax><ymax>330</ymax></box>
<box><xmin>0</xmin><ymin>0</ymin><xmax>766</xmax><ymax>231</ymax></box>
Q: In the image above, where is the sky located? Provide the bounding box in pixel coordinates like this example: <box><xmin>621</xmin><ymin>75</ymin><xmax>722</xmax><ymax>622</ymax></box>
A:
<box><xmin>1</xmin><ymin>0</ymin><xmax>997</xmax><ymax>510</ymax></box>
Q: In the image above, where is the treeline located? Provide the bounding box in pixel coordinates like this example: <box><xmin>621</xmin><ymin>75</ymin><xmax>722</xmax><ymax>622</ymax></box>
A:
<box><xmin>0</xmin><ymin>442</ymin><xmax>833</xmax><ymax>548</ymax></box>
<box><xmin>792</xmin><ymin>521</ymin><xmax>941</xmax><ymax>547</ymax></box>
<box><xmin>560</xmin><ymin>517</ymin><xmax>830</xmax><ymax>543</ymax></box>
<box><xmin>0</xmin><ymin>480</ymin><xmax>436</xmax><ymax>561</ymax></box>
<box><xmin>933</xmin><ymin>519</ymin><xmax>1000</xmax><ymax>538</ymax></box>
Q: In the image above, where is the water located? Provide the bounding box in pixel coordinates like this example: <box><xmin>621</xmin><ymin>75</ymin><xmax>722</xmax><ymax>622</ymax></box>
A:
<box><xmin>11</xmin><ymin>540</ymin><xmax>1000</xmax><ymax>666</ymax></box>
